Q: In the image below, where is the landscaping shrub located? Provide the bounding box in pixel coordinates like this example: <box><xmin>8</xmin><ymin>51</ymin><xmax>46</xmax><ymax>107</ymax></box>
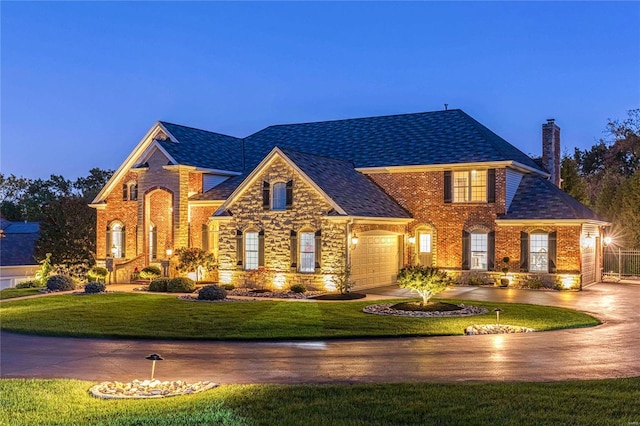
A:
<box><xmin>46</xmin><ymin>275</ymin><xmax>76</xmax><ymax>291</ymax></box>
<box><xmin>467</xmin><ymin>276</ymin><xmax>485</xmax><ymax>286</ymax></box>
<box><xmin>198</xmin><ymin>285</ymin><xmax>227</xmax><ymax>300</ymax></box>
<box><xmin>290</xmin><ymin>284</ymin><xmax>307</xmax><ymax>293</ymax></box>
<box><xmin>527</xmin><ymin>277</ymin><xmax>544</xmax><ymax>289</ymax></box>
<box><xmin>222</xmin><ymin>284</ymin><xmax>235</xmax><ymax>291</ymax></box>
<box><xmin>139</xmin><ymin>266</ymin><xmax>162</xmax><ymax>280</ymax></box>
<box><xmin>15</xmin><ymin>279</ymin><xmax>43</xmax><ymax>289</ymax></box>
<box><xmin>167</xmin><ymin>277</ymin><xmax>196</xmax><ymax>293</ymax></box>
<box><xmin>148</xmin><ymin>278</ymin><xmax>171</xmax><ymax>292</ymax></box>
<box><xmin>87</xmin><ymin>267</ymin><xmax>108</xmax><ymax>283</ymax></box>
<box><xmin>84</xmin><ymin>282</ymin><xmax>106</xmax><ymax>294</ymax></box>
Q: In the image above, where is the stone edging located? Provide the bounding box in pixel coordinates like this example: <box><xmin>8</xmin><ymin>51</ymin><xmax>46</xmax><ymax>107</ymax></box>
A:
<box><xmin>89</xmin><ymin>379</ymin><xmax>217</xmax><ymax>399</ymax></box>
<box><xmin>363</xmin><ymin>303</ymin><xmax>488</xmax><ymax>317</ymax></box>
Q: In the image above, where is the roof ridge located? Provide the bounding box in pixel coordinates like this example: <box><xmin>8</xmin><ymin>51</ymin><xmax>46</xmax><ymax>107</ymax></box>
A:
<box><xmin>279</xmin><ymin>147</ymin><xmax>353</xmax><ymax>164</ymax></box>
<box><xmin>258</xmin><ymin>109</ymin><xmax>460</xmax><ymax>131</ymax></box>
<box><xmin>159</xmin><ymin>121</ymin><xmax>242</xmax><ymax>140</ymax></box>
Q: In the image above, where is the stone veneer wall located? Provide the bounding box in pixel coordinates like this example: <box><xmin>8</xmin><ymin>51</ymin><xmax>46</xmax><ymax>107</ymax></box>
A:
<box><xmin>214</xmin><ymin>157</ymin><xmax>348</xmax><ymax>290</ymax></box>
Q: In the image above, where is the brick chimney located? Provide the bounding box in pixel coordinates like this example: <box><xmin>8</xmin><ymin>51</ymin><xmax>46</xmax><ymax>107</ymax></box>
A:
<box><xmin>542</xmin><ymin>118</ymin><xmax>561</xmax><ymax>187</ymax></box>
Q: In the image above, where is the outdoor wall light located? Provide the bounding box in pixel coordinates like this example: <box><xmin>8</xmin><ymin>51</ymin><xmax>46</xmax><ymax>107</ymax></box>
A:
<box><xmin>166</xmin><ymin>248</ymin><xmax>173</xmax><ymax>257</ymax></box>
<box><xmin>603</xmin><ymin>236</ymin><xmax>612</xmax><ymax>246</ymax></box>
<box><xmin>408</xmin><ymin>236</ymin><xmax>416</xmax><ymax>244</ymax></box>
<box><xmin>111</xmin><ymin>245</ymin><xmax>117</xmax><ymax>256</ymax></box>
<box><xmin>146</xmin><ymin>353</ymin><xmax>163</xmax><ymax>380</ymax></box>
<box><xmin>351</xmin><ymin>234</ymin><xmax>359</xmax><ymax>245</ymax></box>
<box><xmin>582</xmin><ymin>232</ymin><xmax>595</xmax><ymax>249</ymax></box>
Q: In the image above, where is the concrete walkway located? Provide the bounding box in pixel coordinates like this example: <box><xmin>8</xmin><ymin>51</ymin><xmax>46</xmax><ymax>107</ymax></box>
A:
<box><xmin>1</xmin><ymin>282</ymin><xmax>639</xmax><ymax>384</ymax></box>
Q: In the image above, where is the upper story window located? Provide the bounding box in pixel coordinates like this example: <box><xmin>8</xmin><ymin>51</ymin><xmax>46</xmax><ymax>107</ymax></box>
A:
<box><xmin>271</xmin><ymin>182</ymin><xmax>286</xmax><ymax>210</ymax></box>
<box><xmin>122</xmin><ymin>182</ymin><xmax>138</xmax><ymax>201</ymax></box>
<box><xmin>454</xmin><ymin>170</ymin><xmax>486</xmax><ymax>202</ymax></box>
<box><xmin>263</xmin><ymin>180</ymin><xmax>293</xmax><ymax>211</ymax></box>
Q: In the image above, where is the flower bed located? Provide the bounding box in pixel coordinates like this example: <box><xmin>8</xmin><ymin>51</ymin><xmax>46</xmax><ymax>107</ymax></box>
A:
<box><xmin>464</xmin><ymin>324</ymin><xmax>535</xmax><ymax>335</ymax></box>
<box><xmin>363</xmin><ymin>303</ymin><xmax>488</xmax><ymax>318</ymax></box>
<box><xmin>89</xmin><ymin>379</ymin><xmax>217</xmax><ymax>399</ymax></box>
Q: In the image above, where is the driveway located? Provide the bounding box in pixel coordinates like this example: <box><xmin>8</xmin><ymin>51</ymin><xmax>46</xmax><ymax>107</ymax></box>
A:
<box><xmin>1</xmin><ymin>282</ymin><xmax>638</xmax><ymax>384</ymax></box>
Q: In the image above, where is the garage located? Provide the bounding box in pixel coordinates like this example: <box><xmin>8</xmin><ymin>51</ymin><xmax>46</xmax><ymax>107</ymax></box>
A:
<box><xmin>350</xmin><ymin>231</ymin><xmax>401</xmax><ymax>290</ymax></box>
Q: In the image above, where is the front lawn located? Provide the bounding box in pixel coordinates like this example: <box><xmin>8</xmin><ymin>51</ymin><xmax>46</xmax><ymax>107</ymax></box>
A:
<box><xmin>0</xmin><ymin>293</ymin><xmax>598</xmax><ymax>340</ymax></box>
<box><xmin>0</xmin><ymin>287</ymin><xmax>42</xmax><ymax>300</ymax></box>
<box><xmin>1</xmin><ymin>378</ymin><xmax>638</xmax><ymax>425</ymax></box>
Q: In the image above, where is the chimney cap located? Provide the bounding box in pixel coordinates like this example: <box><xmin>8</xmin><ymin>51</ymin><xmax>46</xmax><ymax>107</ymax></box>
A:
<box><xmin>546</xmin><ymin>118</ymin><xmax>555</xmax><ymax>124</ymax></box>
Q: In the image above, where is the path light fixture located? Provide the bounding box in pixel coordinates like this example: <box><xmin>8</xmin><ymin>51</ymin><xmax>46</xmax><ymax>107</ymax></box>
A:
<box><xmin>145</xmin><ymin>353</ymin><xmax>163</xmax><ymax>380</ymax></box>
<box><xmin>493</xmin><ymin>308</ymin><xmax>503</xmax><ymax>326</ymax></box>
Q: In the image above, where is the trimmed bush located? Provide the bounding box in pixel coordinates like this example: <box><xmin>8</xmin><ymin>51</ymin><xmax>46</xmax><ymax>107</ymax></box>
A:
<box><xmin>167</xmin><ymin>277</ymin><xmax>196</xmax><ymax>293</ymax></box>
<box><xmin>290</xmin><ymin>284</ymin><xmax>307</xmax><ymax>293</ymax></box>
<box><xmin>15</xmin><ymin>279</ymin><xmax>43</xmax><ymax>289</ymax></box>
<box><xmin>46</xmin><ymin>275</ymin><xmax>76</xmax><ymax>291</ymax></box>
<box><xmin>84</xmin><ymin>282</ymin><xmax>106</xmax><ymax>294</ymax></box>
<box><xmin>198</xmin><ymin>285</ymin><xmax>227</xmax><ymax>300</ymax></box>
<box><xmin>87</xmin><ymin>267</ymin><xmax>108</xmax><ymax>283</ymax></box>
<box><xmin>139</xmin><ymin>266</ymin><xmax>162</xmax><ymax>280</ymax></box>
<box><xmin>148</xmin><ymin>278</ymin><xmax>171</xmax><ymax>292</ymax></box>
<box><xmin>222</xmin><ymin>284</ymin><xmax>235</xmax><ymax>291</ymax></box>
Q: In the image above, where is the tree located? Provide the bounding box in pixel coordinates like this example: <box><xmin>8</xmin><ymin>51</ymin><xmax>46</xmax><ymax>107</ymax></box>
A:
<box><xmin>396</xmin><ymin>265</ymin><xmax>450</xmax><ymax>305</ymax></box>
<box><xmin>560</xmin><ymin>150</ymin><xmax>588</xmax><ymax>205</ymax></box>
<box><xmin>174</xmin><ymin>247</ymin><xmax>217</xmax><ymax>283</ymax></box>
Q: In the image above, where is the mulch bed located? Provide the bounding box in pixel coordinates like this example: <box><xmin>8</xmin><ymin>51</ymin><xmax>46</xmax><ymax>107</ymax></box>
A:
<box><xmin>310</xmin><ymin>293</ymin><xmax>366</xmax><ymax>300</ymax></box>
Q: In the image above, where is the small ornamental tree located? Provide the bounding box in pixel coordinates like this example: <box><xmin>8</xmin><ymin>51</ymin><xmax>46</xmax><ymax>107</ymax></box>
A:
<box><xmin>175</xmin><ymin>247</ymin><xmax>217</xmax><ymax>283</ymax></box>
<box><xmin>396</xmin><ymin>265</ymin><xmax>450</xmax><ymax>306</ymax></box>
<box><xmin>332</xmin><ymin>263</ymin><xmax>355</xmax><ymax>294</ymax></box>
<box><xmin>35</xmin><ymin>253</ymin><xmax>53</xmax><ymax>286</ymax></box>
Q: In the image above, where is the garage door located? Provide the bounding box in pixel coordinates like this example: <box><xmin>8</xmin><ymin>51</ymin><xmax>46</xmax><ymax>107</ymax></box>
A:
<box><xmin>351</xmin><ymin>233</ymin><xmax>400</xmax><ymax>290</ymax></box>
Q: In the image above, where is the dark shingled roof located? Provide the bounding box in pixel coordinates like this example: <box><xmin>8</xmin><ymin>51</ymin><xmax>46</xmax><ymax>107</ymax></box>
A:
<box><xmin>280</xmin><ymin>149</ymin><xmax>411</xmax><ymax>218</ymax></box>
<box><xmin>0</xmin><ymin>221</ymin><xmax>40</xmax><ymax>266</ymax></box>
<box><xmin>189</xmin><ymin>174</ymin><xmax>247</xmax><ymax>201</ymax></box>
<box><xmin>503</xmin><ymin>175</ymin><xmax>605</xmax><ymax>221</ymax></box>
<box><xmin>158</xmin><ymin>122</ymin><xmax>244</xmax><ymax>172</ymax></box>
<box><xmin>243</xmin><ymin>109</ymin><xmax>545</xmax><ymax>172</ymax></box>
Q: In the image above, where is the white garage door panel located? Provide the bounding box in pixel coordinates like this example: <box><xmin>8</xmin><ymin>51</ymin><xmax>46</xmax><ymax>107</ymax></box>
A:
<box><xmin>351</xmin><ymin>234</ymin><xmax>399</xmax><ymax>290</ymax></box>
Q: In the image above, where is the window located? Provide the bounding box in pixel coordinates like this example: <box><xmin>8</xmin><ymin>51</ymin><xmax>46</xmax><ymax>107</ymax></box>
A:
<box><xmin>107</xmin><ymin>222</ymin><xmax>125</xmax><ymax>259</ymax></box>
<box><xmin>529</xmin><ymin>233</ymin><xmax>548</xmax><ymax>272</ymax></box>
<box><xmin>470</xmin><ymin>232</ymin><xmax>488</xmax><ymax>270</ymax></box>
<box><xmin>299</xmin><ymin>232</ymin><xmax>315</xmax><ymax>273</ymax></box>
<box><xmin>453</xmin><ymin>170</ymin><xmax>486</xmax><ymax>202</ymax></box>
<box><xmin>122</xmin><ymin>182</ymin><xmax>138</xmax><ymax>201</ymax></box>
<box><xmin>245</xmin><ymin>231</ymin><xmax>259</xmax><ymax>270</ymax></box>
<box><xmin>271</xmin><ymin>182</ymin><xmax>286</xmax><ymax>210</ymax></box>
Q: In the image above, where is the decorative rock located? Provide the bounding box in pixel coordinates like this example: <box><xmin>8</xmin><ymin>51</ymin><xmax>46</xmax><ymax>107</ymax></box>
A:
<box><xmin>363</xmin><ymin>303</ymin><xmax>488</xmax><ymax>318</ymax></box>
<box><xmin>464</xmin><ymin>324</ymin><xmax>535</xmax><ymax>335</ymax></box>
<box><xmin>89</xmin><ymin>379</ymin><xmax>218</xmax><ymax>399</ymax></box>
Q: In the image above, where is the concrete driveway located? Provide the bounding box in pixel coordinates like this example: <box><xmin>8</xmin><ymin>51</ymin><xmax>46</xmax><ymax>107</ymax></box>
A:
<box><xmin>1</xmin><ymin>282</ymin><xmax>638</xmax><ymax>384</ymax></box>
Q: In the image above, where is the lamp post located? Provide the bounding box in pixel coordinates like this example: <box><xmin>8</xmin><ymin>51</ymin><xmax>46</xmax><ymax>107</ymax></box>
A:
<box><xmin>493</xmin><ymin>308</ymin><xmax>503</xmax><ymax>326</ymax></box>
<box><xmin>145</xmin><ymin>353</ymin><xmax>163</xmax><ymax>381</ymax></box>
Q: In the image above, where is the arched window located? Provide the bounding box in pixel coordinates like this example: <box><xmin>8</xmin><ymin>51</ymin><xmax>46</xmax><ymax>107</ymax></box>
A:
<box><xmin>271</xmin><ymin>182</ymin><xmax>286</xmax><ymax>210</ymax></box>
<box><xmin>107</xmin><ymin>222</ymin><xmax>125</xmax><ymax>259</ymax></box>
<box><xmin>470</xmin><ymin>231</ymin><xmax>488</xmax><ymax>270</ymax></box>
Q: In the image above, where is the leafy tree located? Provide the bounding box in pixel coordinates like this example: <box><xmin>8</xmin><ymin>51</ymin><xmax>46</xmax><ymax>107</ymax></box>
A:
<box><xmin>396</xmin><ymin>265</ymin><xmax>450</xmax><ymax>305</ymax></box>
<box><xmin>174</xmin><ymin>247</ymin><xmax>217</xmax><ymax>283</ymax></box>
<box><xmin>560</xmin><ymin>150</ymin><xmax>588</xmax><ymax>205</ymax></box>
<box><xmin>332</xmin><ymin>263</ymin><xmax>355</xmax><ymax>294</ymax></box>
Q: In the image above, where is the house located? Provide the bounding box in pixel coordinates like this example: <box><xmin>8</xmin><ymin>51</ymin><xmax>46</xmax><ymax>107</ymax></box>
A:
<box><xmin>0</xmin><ymin>219</ymin><xmax>40</xmax><ymax>289</ymax></box>
<box><xmin>90</xmin><ymin>109</ymin><xmax>608</xmax><ymax>289</ymax></box>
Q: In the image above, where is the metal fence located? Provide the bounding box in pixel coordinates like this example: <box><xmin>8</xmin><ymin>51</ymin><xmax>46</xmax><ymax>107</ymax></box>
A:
<box><xmin>603</xmin><ymin>248</ymin><xmax>640</xmax><ymax>279</ymax></box>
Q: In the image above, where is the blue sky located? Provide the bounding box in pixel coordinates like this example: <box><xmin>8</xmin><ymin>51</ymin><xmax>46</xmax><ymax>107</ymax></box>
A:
<box><xmin>2</xmin><ymin>1</ymin><xmax>639</xmax><ymax>180</ymax></box>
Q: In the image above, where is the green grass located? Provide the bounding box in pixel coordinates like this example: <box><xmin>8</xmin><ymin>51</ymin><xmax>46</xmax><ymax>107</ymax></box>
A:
<box><xmin>0</xmin><ymin>287</ymin><xmax>42</xmax><ymax>300</ymax></box>
<box><xmin>1</xmin><ymin>378</ymin><xmax>639</xmax><ymax>425</ymax></box>
<box><xmin>0</xmin><ymin>293</ymin><xmax>598</xmax><ymax>340</ymax></box>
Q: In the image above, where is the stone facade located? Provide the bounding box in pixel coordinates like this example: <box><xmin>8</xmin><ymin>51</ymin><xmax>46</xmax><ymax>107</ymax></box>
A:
<box><xmin>213</xmin><ymin>157</ymin><xmax>349</xmax><ymax>290</ymax></box>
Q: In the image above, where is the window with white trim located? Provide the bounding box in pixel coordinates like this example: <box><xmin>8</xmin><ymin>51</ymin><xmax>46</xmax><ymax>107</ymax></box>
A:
<box><xmin>453</xmin><ymin>170</ymin><xmax>486</xmax><ymax>202</ymax></box>
<box><xmin>112</xmin><ymin>223</ymin><xmax>124</xmax><ymax>258</ymax></box>
<box><xmin>299</xmin><ymin>232</ymin><xmax>315</xmax><ymax>273</ymax></box>
<box><xmin>470</xmin><ymin>232</ymin><xmax>488</xmax><ymax>270</ymax></box>
<box><xmin>530</xmin><ymin>233</ymin><xmax>548</xmax><ymax>272</ymax></box>
<box><xmin>271</xmin><ymin>182</ymin><xmax>286</xmax><ymax>210</ymax></box>
<box><xmin>244</xmin><ymin>231</ymin><xmax>259</xmax><ymax>270</ymax></box>
<box><xmin>419</xmin><ymin>232</ymin><xmax>431</xmax><ymax>254</ymax></box>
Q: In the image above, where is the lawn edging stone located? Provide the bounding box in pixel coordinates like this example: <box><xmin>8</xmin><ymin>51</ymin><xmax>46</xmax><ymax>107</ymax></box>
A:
<box><xmin>89</xmin><ymin>379</ymin><xmax>218</xmax><ymax>399</ymax></box>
